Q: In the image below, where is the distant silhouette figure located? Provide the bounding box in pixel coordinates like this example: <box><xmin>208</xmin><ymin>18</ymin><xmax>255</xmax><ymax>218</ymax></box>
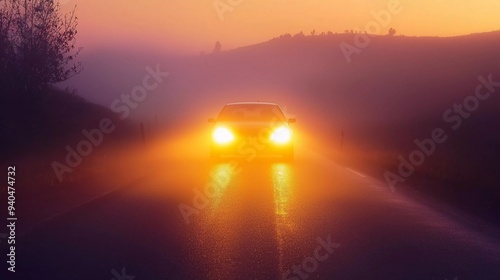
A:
<box><xmin>213</xmin><ymin>41</ymin><xmax>222</xmax><ymax>54</ymax></box>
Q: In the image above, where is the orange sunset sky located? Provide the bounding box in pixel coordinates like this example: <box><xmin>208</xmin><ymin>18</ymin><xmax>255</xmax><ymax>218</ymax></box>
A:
<box><xmin>61</xmin><ymin>0</ymin><xmax>500</xmax><ymax>54</ymax></box>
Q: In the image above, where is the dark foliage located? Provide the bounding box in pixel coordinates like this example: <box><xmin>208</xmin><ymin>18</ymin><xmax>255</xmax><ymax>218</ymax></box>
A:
<box><xmin>0</xmin><ymin>0</ymin><xmax>81</xmax><ymax>98</ymax></box>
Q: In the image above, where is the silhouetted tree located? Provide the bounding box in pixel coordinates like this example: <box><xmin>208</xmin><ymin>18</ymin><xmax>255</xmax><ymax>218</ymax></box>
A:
<box><xmin>388</xmin><ymin>28</ymin><xmax>397</xmax><ymax>36</ymax></box>
<box><xmin>213</xmin><ymin>40</ymin><xmax>222</xmax><ymax>53</ymax></box>
<box><xmin>0</xmin><ymin>0</ymin><xmax>81</xmax><ymax>97</ymax></box>
<box><xmin>311</xmin><ymin>29</ymin><xmax>316</xmax><ymax>36</ymax></box>
<box><xmin>294</xmin><ymin>31</ymin><xmax>305</xmax><ymax>38</ymax></box>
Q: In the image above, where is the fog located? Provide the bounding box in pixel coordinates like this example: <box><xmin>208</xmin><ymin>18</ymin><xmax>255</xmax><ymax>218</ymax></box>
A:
<box><xmin>61</xmin><ymin>32</ymin><xmax>500</xmax><ymax>136</ymax></box>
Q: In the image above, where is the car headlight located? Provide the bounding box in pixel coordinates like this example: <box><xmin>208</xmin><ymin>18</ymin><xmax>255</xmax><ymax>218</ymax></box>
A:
<box><xmin>271</xmin><ymin>127</ymin><xmax>292</xmax><ymax>144</ymax></box>
<box><xmin>213</xmin><ymin>127</ymin><xmax>234</xmax><ymax>144</ymax></box>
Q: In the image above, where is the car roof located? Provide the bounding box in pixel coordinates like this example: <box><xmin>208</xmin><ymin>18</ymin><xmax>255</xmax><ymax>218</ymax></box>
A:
<box><xmin>225</xmin><ymin>102</ymin><xmax>279</xmax><ymax>106</ymax></box>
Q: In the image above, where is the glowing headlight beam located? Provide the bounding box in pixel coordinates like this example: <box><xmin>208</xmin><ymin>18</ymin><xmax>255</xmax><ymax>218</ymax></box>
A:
<box><xmin>271</xmin><ymin>127</ymin><xmax>292</xmax><ymax>144</ymax></box>
<box><xmin>213</xmin><ymin>127</ymin><xmax>234</xmax><ymax>144</ymax></box>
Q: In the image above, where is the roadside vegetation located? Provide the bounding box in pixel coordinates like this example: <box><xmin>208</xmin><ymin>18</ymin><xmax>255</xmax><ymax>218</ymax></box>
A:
<box><xmin>0</xmin><ymin>1</ymin><xmax>134</xmax><ymax>199</ymax></box>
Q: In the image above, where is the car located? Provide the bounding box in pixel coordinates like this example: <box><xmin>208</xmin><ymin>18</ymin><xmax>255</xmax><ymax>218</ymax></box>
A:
<box><xmin>208</xmin><ymin>102</ymin><xmax>296</xmax><ymax>160</ymax></box>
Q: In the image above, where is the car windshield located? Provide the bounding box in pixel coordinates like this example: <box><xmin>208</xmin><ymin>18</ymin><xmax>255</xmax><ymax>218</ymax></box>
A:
<box><xmin>218</xmin><ymin>104</ymin><xmax>287</xmax><ymax>122</ymax></box>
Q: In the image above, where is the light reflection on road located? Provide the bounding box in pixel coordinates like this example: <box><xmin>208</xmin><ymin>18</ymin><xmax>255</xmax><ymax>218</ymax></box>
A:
<box><xmin>207</xmin><ymin>163</ymin><xmax>235</xmax><ymax>213</ymax></box>
<box><xmin>272</xmin><ymin>163</ymin><xmax>293</xmax><ymax>216</ymax></box>
<box><xmin>272</xmin><ymin>163</ymin><xmax>296</xmax><ymax>279</ymax></box>
<box><xmin>190</xmin><ymin>160</ymin><xmax>297</xmax><ymax>280</ymax></box>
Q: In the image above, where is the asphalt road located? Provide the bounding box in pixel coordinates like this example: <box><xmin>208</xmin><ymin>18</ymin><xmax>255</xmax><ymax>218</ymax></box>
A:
<box><xmin>10</xmin><ymin>147</ymin><xmax>500</xmax><ymax>280</ymax></box>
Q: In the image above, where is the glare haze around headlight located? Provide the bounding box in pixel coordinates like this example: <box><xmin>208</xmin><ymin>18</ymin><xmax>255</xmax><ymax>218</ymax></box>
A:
<box><xmin>213</xmin><ymin>127</ymin><xmax>234</xmax><ymax>144</ymax></box>
<box><xmin>271</xmin><ymin>127</ymin><xmax>292</xmax><ymax>144</ymax></box>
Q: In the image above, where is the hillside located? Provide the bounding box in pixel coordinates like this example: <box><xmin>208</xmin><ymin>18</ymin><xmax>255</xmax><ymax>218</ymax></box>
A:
<box><xmin>0</xmin><ymin>89</ymin><xmax>134</xmax><ymax>160</ymax></box>
<box><xmin>0</xmin><ymin>88</ymin><xmax>145</xmax><ymax>217</ymax></box>
<box><xmin>172</xmin><ymin>31</ymin><xmax>500</xmax><ymax>223</ymax></box>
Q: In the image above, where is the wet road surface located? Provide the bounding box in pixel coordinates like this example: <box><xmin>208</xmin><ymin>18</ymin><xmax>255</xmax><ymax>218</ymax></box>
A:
<box><xmin>11</xmin><ymin>147</ymin><xmax>500</xmax><ymax>280</ymax></box>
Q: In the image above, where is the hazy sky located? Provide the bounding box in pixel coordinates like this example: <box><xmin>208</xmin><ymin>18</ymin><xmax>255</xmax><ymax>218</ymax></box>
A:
<box><xmin>61</xmin><ymin>0</ymin><xmax>500</xmax><ymax>54</ymax></box>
